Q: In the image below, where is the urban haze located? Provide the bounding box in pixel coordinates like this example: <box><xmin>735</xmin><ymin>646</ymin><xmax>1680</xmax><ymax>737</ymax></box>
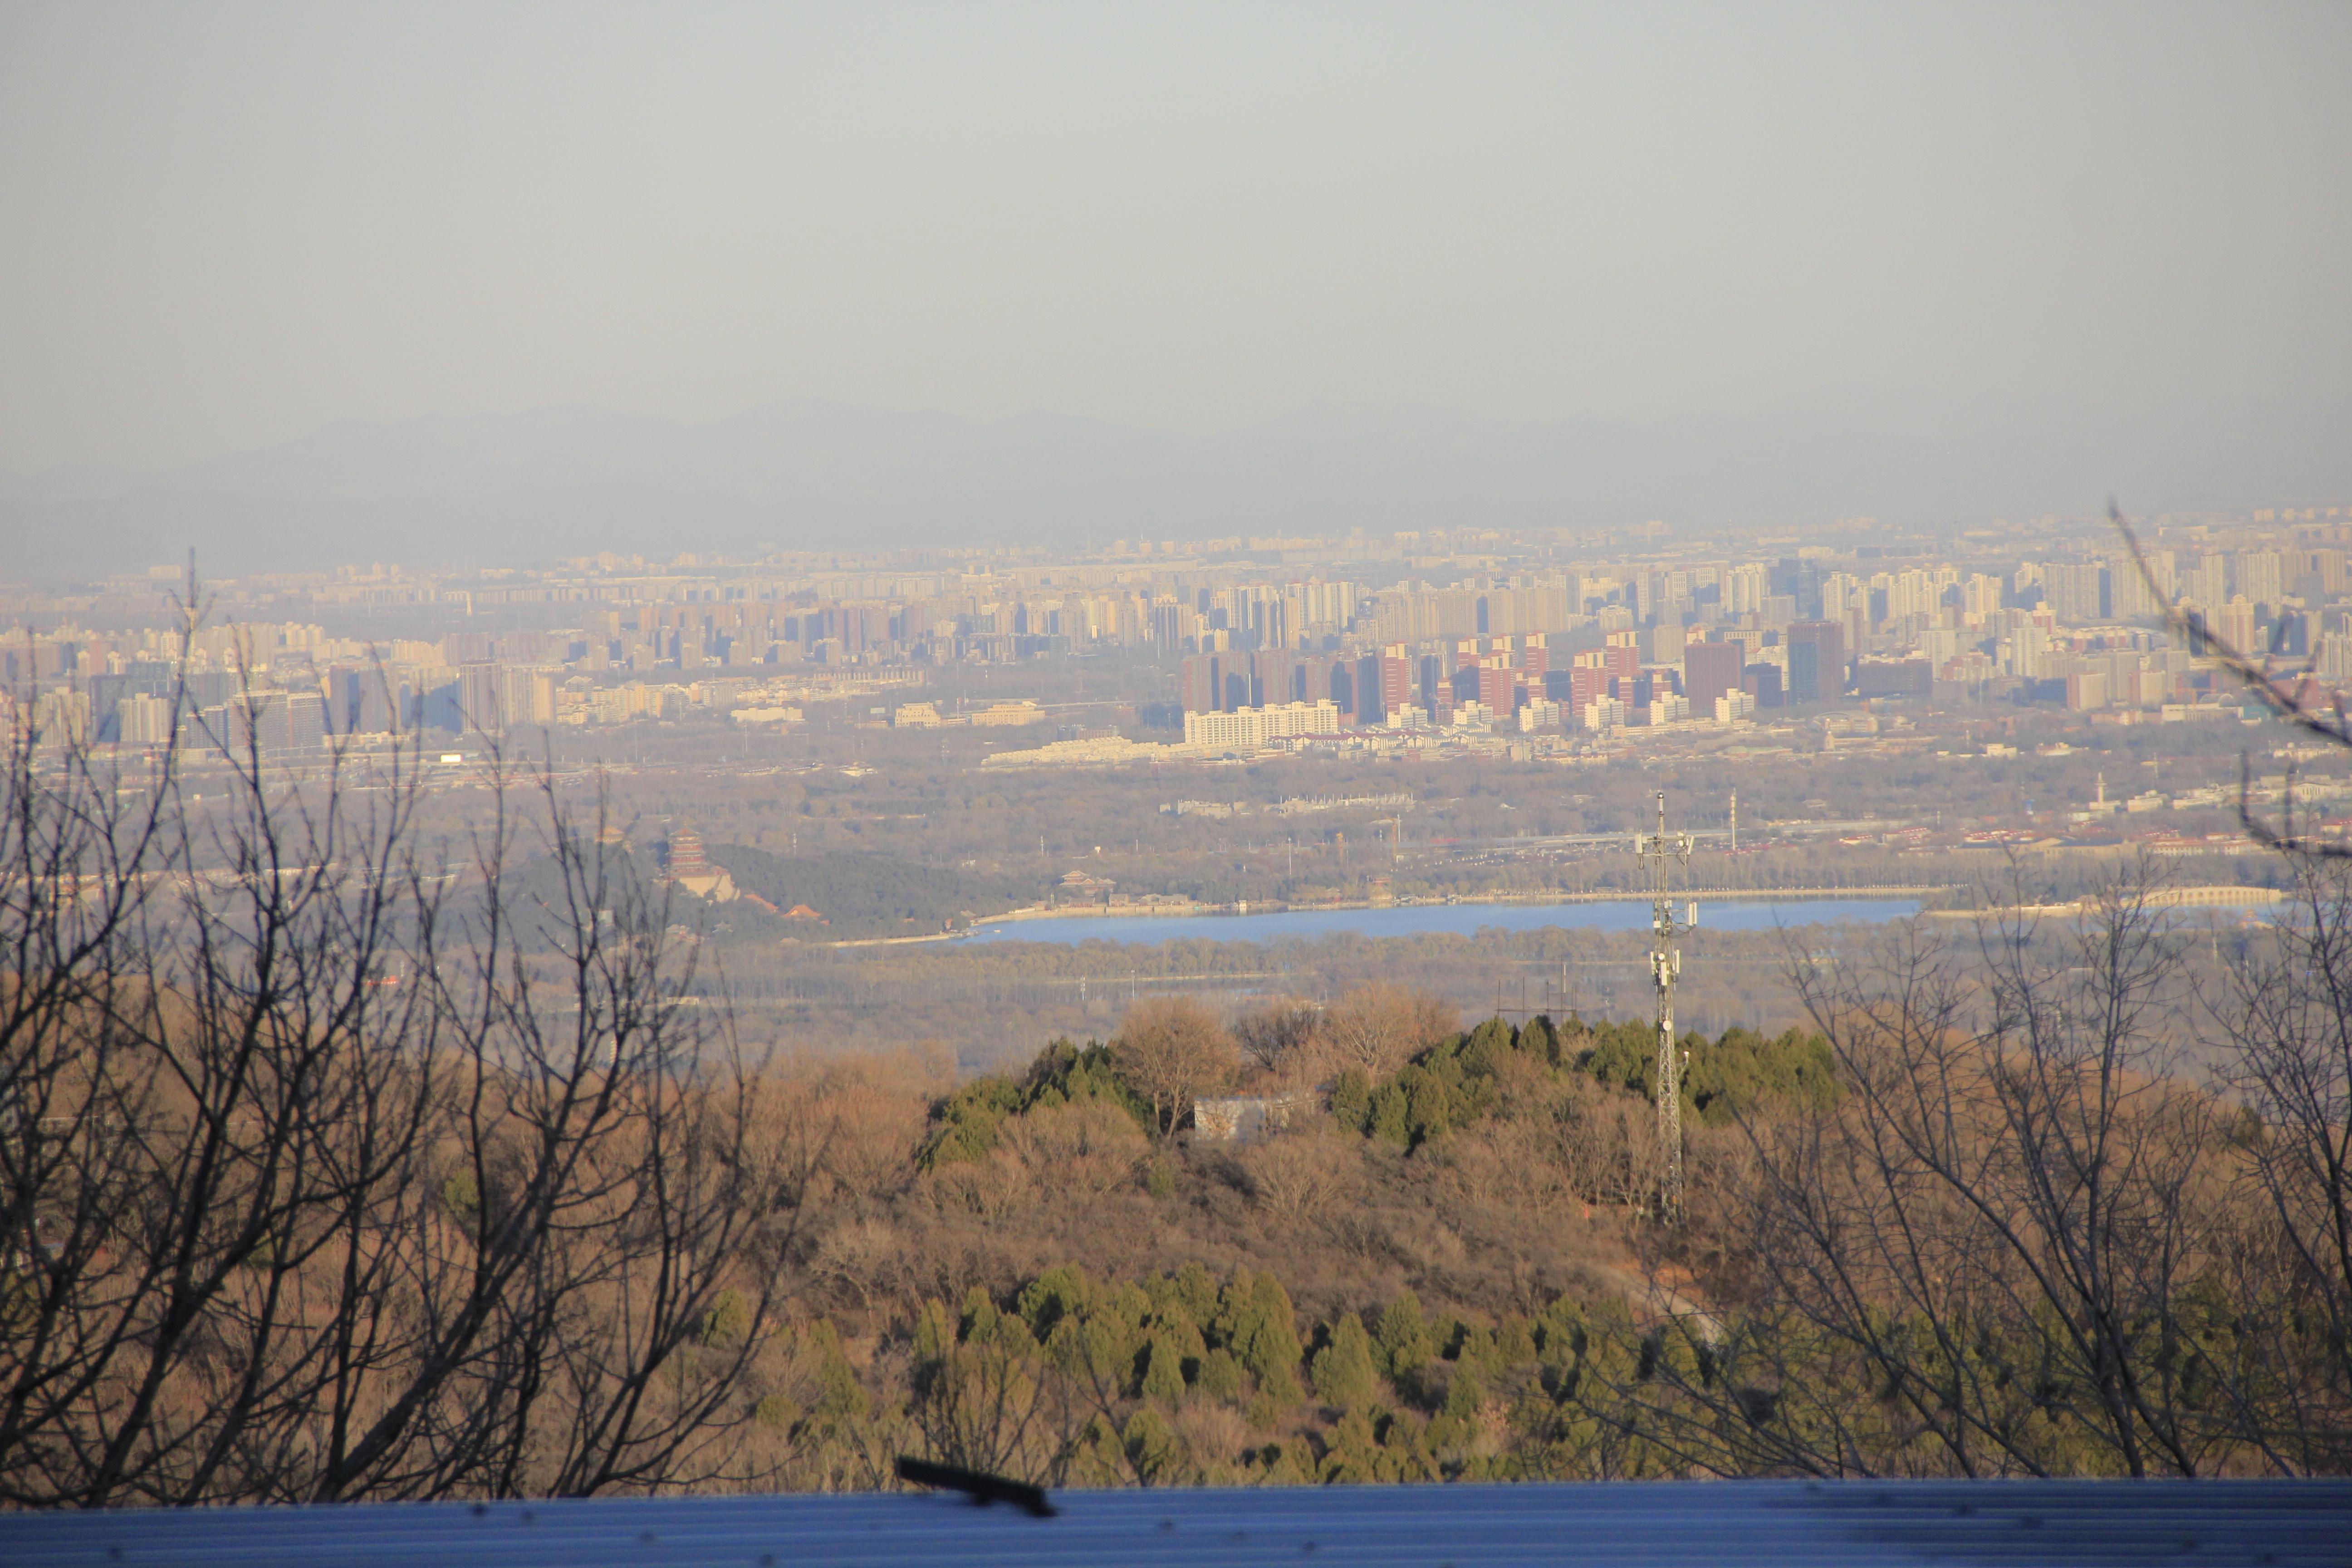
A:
<box><xmin>4</xmin><ymin>1</ymin><xmax>2352</xmax><ymax>1549</ymax></box>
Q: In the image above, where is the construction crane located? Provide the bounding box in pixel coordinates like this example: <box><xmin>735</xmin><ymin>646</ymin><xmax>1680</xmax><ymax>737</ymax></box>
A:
<box><xmin>1637</xmin><ymin>791</ymin><xmax>1695</xmax><ymax>1220</ymax></box>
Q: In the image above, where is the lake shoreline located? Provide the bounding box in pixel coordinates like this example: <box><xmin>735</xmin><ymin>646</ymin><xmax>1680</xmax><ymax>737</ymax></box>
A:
<box><xmin>958</xmin><ymin>895</ymin><xmax>1930</xmax><ymax>948</ymax></box>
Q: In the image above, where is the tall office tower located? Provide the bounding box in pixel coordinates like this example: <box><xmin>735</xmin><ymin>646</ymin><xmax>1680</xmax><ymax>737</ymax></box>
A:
<box><xmin>1366</xmin><ymin>648</ymin><xmax>1411</xmax><ymax>721</ymax></box>
<box><xmin>356</xmin><ymin>666</ymin><xmax>400</xmax><ymax>734</ymax></box>
<box><xmin>1771</xmin><ymin>559</ymin><xmax>1825</xmax><ymax>619</ymax></box>
<box><xmin>1681</xmin><ymin>642</ymin><xmax>1744</xmax><ymax>715</ymax></box>
<box><xmin>1180</xmin><ymin>653</ymin><xmax>1225</xmax><ymax>713</ymax></box>
<box><xmin>1786</xmin><ymin>621</ymin><xmax>1846</xmax><ymax>704</ymax></box>
<box><xmin>457</xmin><ymin>662</ymin><xmax>505</xmax><ymax>733</ymax></box>
<box><xmin>1354</xmin><ymin>649</ymin><xmax>1383</xmax><ymax>724</ymax></box>
<box><xmin>1351</xmin><ymin>655</ymin><xmax>1379</xmax><ymax>722</ymax></box>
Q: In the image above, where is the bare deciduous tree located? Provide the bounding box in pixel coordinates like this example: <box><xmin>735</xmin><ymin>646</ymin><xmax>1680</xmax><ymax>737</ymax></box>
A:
<box><xmin>1231</xmin><ymin>999</ymin><xmax>1323</xmax><ymax>1076</ymax></box>
<box><xmin>1110</xmin><ymin>997</ymin><xmax>1234</xmax><ymax>1137</ymax></box>
<box><xmin>2211</xmin><ymin>860</ymin><xmax>2352</xmax><ymax>1472</ymax></box>
<box><xmin>1630</xmin><ymin>871</ymin><xmax>2244</xmax><ymax>1478</ymax></box>
<box><xmin>1319</xmin><ymin>985</ymin><xmax>1455</xmax><ymax>1079</ymax></box>
<box><xmin>0</xmin><ymin>622</ymin><xmax>797</xmax><ymax>1507</ymax></box>
<box><xmin>1239</xmin><ymin>1127</ymin><xmax>1353</xmax><ymax>1221</ymax></box>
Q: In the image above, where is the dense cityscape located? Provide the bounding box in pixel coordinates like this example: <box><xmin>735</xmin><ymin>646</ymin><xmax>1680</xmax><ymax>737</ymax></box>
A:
<box><xmin>10</xmin><ymin>501</ymin><xmax>2351</xmax><ymax>850</ymax></box>
<box><xmin>6</xmin><ymin>2</ymin><xmax>2351</xmax><ymax>1547</ymax></box>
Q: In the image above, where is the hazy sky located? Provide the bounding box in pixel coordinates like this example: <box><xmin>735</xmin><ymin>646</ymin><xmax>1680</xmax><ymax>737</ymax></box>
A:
<box><xmin>2</xmin><ymin>1</ymin><xmax>2347</xmax><ymax>473</ymax></box>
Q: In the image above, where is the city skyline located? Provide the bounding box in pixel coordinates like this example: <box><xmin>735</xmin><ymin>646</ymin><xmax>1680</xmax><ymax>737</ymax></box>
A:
<box><xmin>9</xmin><ymin>4</ymin><xmax>2352</xmax><ymax>1521</ymax></box>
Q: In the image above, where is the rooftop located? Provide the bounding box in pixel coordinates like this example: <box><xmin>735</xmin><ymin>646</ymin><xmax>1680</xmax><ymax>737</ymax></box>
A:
<box><xmin>5</xmin><ymin>1479</ymin><xmax>2346</xmax><ymax>1567</ymax></box>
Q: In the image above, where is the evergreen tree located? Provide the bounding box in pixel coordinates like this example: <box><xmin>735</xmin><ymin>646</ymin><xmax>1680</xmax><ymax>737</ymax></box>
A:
<box><xmin>1310</xmin><ymin>1313</ymin><xmax>1380</xmax><ymax>1408</ymax></box>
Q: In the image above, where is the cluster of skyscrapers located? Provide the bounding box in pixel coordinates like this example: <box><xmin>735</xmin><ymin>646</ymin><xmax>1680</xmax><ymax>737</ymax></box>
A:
<box><xmin>6</xmin><ymin>512</ymin><xmax>2352</xmax><ymax>750</ymax></box>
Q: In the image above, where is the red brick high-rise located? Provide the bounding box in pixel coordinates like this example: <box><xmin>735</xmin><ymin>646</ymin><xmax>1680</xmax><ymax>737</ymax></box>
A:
<box><xmin>1682</xmin><ymin>641</ymin><xmax>1744</xmax><ymax>715</ymax></box>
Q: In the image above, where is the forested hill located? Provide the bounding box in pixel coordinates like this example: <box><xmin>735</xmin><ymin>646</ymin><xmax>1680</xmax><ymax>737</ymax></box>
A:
<box><xmin>708</xmin><ymin>844</ymin><xmax>1043</xmax><ymax>938</ymax></box>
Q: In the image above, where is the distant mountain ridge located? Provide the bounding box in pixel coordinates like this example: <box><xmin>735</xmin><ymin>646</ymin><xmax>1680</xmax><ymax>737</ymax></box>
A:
<box><xmin>5</xmin><ymin>394</ymin><xmax>2346</xmax><ymax>581</ymax></box>
<box><xmin>0</xmin><ymin>402</ymin><xmax>1193</xmax><ymax>508</ymax></box>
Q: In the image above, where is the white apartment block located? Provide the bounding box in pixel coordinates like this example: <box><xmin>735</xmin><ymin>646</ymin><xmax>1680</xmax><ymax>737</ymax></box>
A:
<box><xmin>1182</xmin><ymin>701</ymin><xmax>1342</xmax><ymax>751</ymax></box>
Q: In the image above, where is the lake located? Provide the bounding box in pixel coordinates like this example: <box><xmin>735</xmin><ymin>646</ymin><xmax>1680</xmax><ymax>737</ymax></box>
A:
<box><xmin>966</xmin><ymin>897</ymin><xmax>1921</xmax><ymax>946</ymax></box>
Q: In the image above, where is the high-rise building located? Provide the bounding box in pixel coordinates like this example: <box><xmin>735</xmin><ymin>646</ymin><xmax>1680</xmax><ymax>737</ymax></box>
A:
<box><xmin>1517</xmin><ymin>633</ymin><xmax>1549</xmax><ymax>680</ymax></box>
<box><xmin>2234</xmin><ymin>550</ymin><xmax>2285</xmax><ymax>608</ymax></box>
<box><xmin>1681</xmin><ymin>642</ymin><xmax>1744</xmax><ymax>716</ymax></box>
<box><xmin>1771</xmin><ymin>559</ymin><xmax>1825</xmax><ymax>619</ymax></box>
<box><xmin>1180</xmin><ymin>653</ymin><xmax>1225</xmax><ymax>713</ymax></box>
<box><xmin>1785</xmin><ymin>622</ymin><xmax>1846</xmax><ymax>704</ymax></box>
<box><xmin>1960</xmin><ymin>573</ymin><xmax>2005</xmax><ymax>623</ymax></box>
<box><xmin>2180</xmin><ymin>556</ymin><xmax>2228</xmax><ymax>610</ymax></box>
<box><xmin>2110</xmin><ymin>551</ymin><xmax>2174</xmax><ymax>622</ymax></box>
<box><xmin>1150</xmin><ymin>599</ymin><xmax>1199</xmax><ymax>649</ymax></box>
<box><xmin>356</xmin><ymin>666</ymin><xmax>401</xmax><ymax>734</ymax></box>
<box><xmin>2005</xmin><ymin>621</ymin><xmax>2051</xmax><ymax>678</ymax></box>
<box><xmin>1352</xmin><ymin>651</ymin><xmax>1411</xmax><ymax>723</ymax></box>
<box><xmin>1557</xmin><ymin>666</ymin><xmax>1610</xmax><ymax>714</ymax></box>
<box><xmin>457</xmin><ymin>662</ymin><xmax>504</xmax><ymax>732</ymax></box>
<box><xmin>113</xmin><ymin>691</ymin><xmax>176</xmax><ymax>746</ymax></box>
<box><xmin>2211</xmin><ymin>597</ymin><xmax>2260</xmax><ymax>658</ymax></box>
<box><xmin>2066</xmin><ymin>671</ymin><xmax>2110</xmax><ymax>711</ymax></box>
<box><xmin>2042</xmin><ymin>563</ymin><xmax>2108</xmax><ymax>626</ymax></box>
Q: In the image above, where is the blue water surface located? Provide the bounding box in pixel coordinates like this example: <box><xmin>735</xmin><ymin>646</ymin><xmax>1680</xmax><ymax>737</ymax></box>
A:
<box><xmin>966</xmin><ymin>897</ymin><xmax>1920</xmax><ymax>946</ymax></box>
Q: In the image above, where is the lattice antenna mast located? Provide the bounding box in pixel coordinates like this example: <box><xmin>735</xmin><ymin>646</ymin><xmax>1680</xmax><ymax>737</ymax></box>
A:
<box><xmin>1638</xmin><ymin>790</ymin><xmax>1694</xmax><ymax>1219</ymax></box>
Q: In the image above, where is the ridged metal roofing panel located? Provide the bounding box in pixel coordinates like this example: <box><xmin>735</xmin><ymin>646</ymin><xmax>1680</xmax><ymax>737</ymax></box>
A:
<box><xmin>3</xmin><ymin>1479</ymin><xmax>2348</xmax><ymax>1567</ymax></box>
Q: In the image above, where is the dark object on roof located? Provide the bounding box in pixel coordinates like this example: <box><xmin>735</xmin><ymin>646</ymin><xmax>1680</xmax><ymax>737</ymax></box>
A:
<box><xmin>894</xmin><ymin>1455</ymin><xmax>1057</xmax><ymax>1518</ymax></box>
<box><xmin>2</xmin><ymin>1479</ymin><xmax>2347</xmax><ymax>1566</ymax></box>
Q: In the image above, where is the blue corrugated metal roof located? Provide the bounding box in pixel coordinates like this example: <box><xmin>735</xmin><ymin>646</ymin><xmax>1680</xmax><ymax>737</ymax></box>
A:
<box><xmin>3</xmin><ymin>1479</ymin><xmax>2347</xmax><ymax>1566</ymax></box>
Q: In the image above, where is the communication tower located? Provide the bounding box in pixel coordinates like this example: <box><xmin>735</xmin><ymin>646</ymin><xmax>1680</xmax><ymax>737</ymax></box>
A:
<box><xmin>1637</xmin><ymin>791</ymin><xmax>1695</xmax><ymax>1219</ymax></box>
